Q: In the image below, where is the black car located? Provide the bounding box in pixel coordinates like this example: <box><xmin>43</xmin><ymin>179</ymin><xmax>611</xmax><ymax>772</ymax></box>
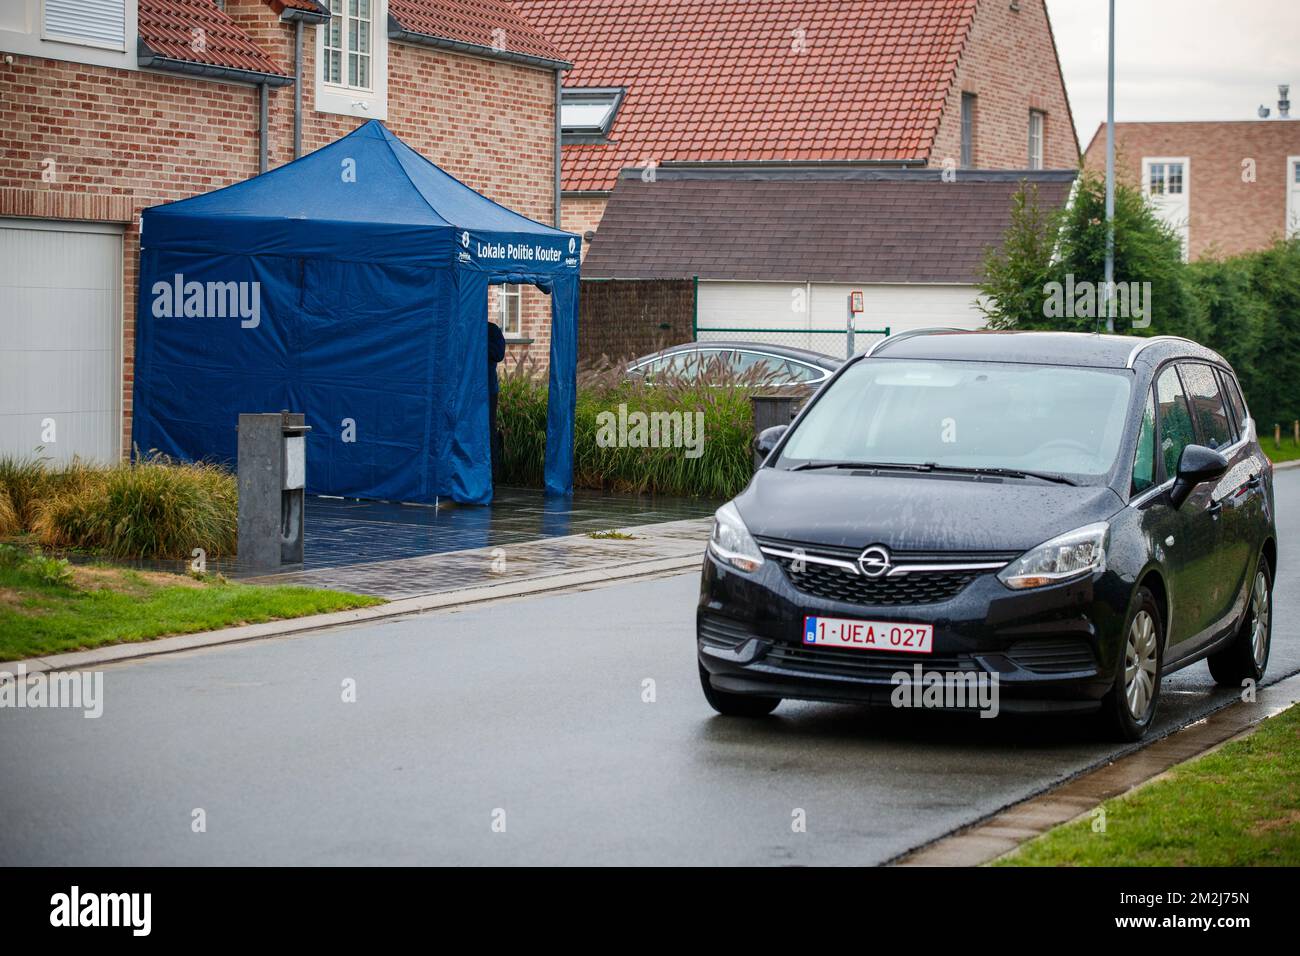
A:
<box><xmin>627</xmin><ymin>341</ymin><xmax>841</xmax><ymax>388</ymax></box>
<box><xmin>697</xmin><ymin>330</ymin><xmax>1277</xmax><ymax>739</ymax></box>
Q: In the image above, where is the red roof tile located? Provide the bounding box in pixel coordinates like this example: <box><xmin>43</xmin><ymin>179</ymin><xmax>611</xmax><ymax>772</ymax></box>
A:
<box><xmin>139</xmin><ymin>0</ymin><xmax>288</xmax><ymax>77</ymax></box>
<box><xmin>514</xmin><ymin>0</ymin><xmax>977</xmax><ymax>192</ymax></box>
<box><xmin>389</xmin><ymin>0</ymin><xmax>568</xmax><ymax>65</ymax></box>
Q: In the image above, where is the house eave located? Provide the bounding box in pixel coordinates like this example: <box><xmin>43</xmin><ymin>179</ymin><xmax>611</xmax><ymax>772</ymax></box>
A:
<box><xmin>388</xmin><ymin>21</ymin><xmax>572</xmax><ymax>71</ymax></box>
<box><xmin>137</xmin><ymin>40</ymin><xmax>293</xmax><ymax>86</ymax></box>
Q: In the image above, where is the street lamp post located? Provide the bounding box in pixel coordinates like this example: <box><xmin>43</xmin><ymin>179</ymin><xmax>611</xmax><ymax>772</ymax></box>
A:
<box><xmin>1103</xmin><ymin>0</ymin><xmax>1116</xmax><ymax>334</ymax></box>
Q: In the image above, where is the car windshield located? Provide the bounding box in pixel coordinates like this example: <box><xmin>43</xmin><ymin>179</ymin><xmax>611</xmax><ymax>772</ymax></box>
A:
<box><xmin>777</xmin><ymin>358</ymin><xmax>1133</xmax><ymax>480</ymax></box>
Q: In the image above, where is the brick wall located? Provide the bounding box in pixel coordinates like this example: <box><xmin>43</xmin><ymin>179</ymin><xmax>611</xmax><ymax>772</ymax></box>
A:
<box><xmin>561</xmin><ymin>194</ymin><xmax>608</xmax><ymax>261</ymax></box>
<box><xmin>579</xmin><ymin>279</ymin><xmax>695</xmax><ymax>365</ymax></box>
<box><xmin>930</xmin><ymin>0</ymin><xmax>1078</xmax><ymax>170</ymax></box>
<box><xmin>2</xmin><ymin>8</ymin><xmax>559</xmax><ymax>455</ymax></box>
<box><xmin>1082</xmin><ymin>120</ymin><xmax>1300</xmax><ymax>259</ymax></box>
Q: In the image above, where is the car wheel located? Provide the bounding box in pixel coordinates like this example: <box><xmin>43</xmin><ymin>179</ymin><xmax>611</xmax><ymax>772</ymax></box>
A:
<box><xmin>1208</xmin><ymin>557</ymin><xmax>1272</xmax><ymax>687</ymax></box>
<box><xmin>1098</xmin><ymin>586</ymin><xmax>1163</xmax><ymax>742</ymax></box>
<box><xmin>698</xmin><ymin>664</ymin><xmax>780</xmax><ymax>717</ymax></box>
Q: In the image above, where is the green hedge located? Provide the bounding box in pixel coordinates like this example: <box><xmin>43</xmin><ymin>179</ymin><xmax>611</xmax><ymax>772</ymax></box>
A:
<box><xmin>498</xmin><ymin>361</ymin><xmax>755</xmax><ymax>499</ymax></box>
<box><xmin>980</xmin><ymin>173</ymin><xmax>1300</xmax><ymax>428</ymax></box>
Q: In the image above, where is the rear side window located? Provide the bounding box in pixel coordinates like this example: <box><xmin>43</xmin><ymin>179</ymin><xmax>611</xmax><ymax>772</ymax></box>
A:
<box><xmin>1132</xmin><ymin>389</ymin><xmax>1157</xmax><ymax>494</ymax></box>
<box><xmin>1155</xmin><ymin>366</ymin><xmax>1194</xmax><ymax>479</ymax></box>
<box><xmin>1218</xmin><ymin>369</ymin><xmax>1248</xmax><ymax>434</ymax></box>
<box><xmin>1180</xmin><ymin>363</ymin><xmax>1233</xmax><ymax>449</ymax></box>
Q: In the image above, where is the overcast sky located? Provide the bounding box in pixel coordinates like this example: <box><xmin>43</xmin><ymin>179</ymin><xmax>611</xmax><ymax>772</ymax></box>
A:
<box><xmin>1045</xmin><ymin>0</ymin><xmax>1298</xmax><ymax>149</ymax></box>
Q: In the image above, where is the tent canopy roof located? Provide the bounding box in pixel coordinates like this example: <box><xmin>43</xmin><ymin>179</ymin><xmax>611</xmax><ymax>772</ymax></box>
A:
<box><xmin>143</xmin><ymin>120</ymin><xmax>576</xmax><ymax>265</ymax></box>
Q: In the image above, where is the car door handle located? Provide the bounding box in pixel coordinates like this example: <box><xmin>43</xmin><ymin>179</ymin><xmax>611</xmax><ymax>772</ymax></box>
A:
<box><xmin>1246</xmin><ymin>473</ymin><xmax>1262</xmax><ymax>489</ymax></box>
<box><xmin>1208</xmin><ymin>499</ymin><xmax>1223</xmax><ymax>516</ymax></box>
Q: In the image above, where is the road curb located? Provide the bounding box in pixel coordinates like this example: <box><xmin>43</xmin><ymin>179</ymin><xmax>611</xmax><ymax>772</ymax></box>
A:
<box><xmin>0</xmin><ymin>552</ymin><xmax>701</xmax><ymax>678</ymax></box>
<box><xmin>1274</xmin><ymin>458</ymin><xmax>1300</xmax><ymax>471</ymax></box>
<box><xmin>891</xmin><ymin>670</ymin><xmax>1300</xmax><ymax>866</ymax></box>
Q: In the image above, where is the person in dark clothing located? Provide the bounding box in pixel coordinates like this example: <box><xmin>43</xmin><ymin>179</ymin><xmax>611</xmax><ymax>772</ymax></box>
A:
<box><xmin>487</xmin><ymin>319</ymin><xmax>507</xmax><ymax>485</ymax></box>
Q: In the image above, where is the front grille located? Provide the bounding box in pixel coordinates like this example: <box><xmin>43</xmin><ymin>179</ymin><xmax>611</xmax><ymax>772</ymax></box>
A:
<box><xmin>754</xmin><ymin>536</ymin><xmax>1016</xmax><ymax>608</ymax></box>
<box><xmin>765</xmin><ymin>643</ymin><xmax>976</xmax><ymax>681</ymax></box>
<box><xmin>1007</xmin><ymin>638</ymin><xmax>1097</xmax><ymax>674</ymax></box>
<box><xmin>698</xmin><ymin>613</ymin><xmax>757</xmax><ymax>650</ymax></box>
<box><xmin>777</xmin><ymin>561</ymin><xmax>981</xmax><ymax>605</ymax></box>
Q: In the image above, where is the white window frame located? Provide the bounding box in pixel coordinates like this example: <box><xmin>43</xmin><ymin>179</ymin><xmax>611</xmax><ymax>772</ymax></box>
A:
<box><xmin>315</xmin><ymin>0</ymin><xmax>388</xmax><ymax>120</ymax></box>
<box><xmin>1028</xmin><ymin>109</ymin><xmax>1045</xmax><ymax>170</ymax></box>
<box><xmin>1143</xmin><ymin>156</ymin><xmax>1190</xmax><ymax>259</ymax></box>
<box><xmin>1143</xmin><ymin>156</ymin><xmax>1188</xmax><ymax>197</ymax></box>
<box><xmin>41</xmin><ymin>0</ymin><xmax>127</xmax><ymax>52</ymax></box>
<box><xmin>1287</xmin><ymin>155</ymin><xmax>1300</xmax><ymax>240</ymax></box>
<box><xmin>494</xmin><ymin>284</ymin><xmax>523</xmax><ymax>338</ymax></box>
<box><xmin>3</xmin><ymin>0</ymin><xmax>136</xmax><ymax>68</ymax></box>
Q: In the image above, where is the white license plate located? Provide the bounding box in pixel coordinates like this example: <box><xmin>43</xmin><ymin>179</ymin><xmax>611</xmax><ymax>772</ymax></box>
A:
<box><xmin>802</xmin><ymin>616</ymin><xmax>933</xmax><ymax>654</ymax></box>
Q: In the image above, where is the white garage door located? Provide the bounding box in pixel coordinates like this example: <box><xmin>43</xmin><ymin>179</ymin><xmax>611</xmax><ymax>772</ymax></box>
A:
<box><xmin>696</xmin><ymin>281</ymin><xmax>986</xmax><ymax>359</ymax></box>
<box><xmin>0</xmin><ymin>219</ymin><xmax>123</xmax><ymax>464</ymax></box>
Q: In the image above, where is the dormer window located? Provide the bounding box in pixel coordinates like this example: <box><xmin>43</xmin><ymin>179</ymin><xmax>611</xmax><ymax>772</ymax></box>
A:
<box><xmin>316</xmin><ymin>0</ymin><xmax>387</xmax><ymax>119</ymax></box>
<box><xmin>561</xmin><ymin>88</ymin><xmax>625</xmax><ymax>141</ymax></box>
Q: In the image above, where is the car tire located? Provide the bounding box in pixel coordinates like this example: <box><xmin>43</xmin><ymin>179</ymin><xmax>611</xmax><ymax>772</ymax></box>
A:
<box><xmin>1098</xmin><ymin>586</ymin><xmax>1163</xmax><ymax>742</ymax></box>
<box><xmin>698</xmin><ymin>664</ymin><xmax>781</xmax><ymax>717</ymax></box>
<box><xmin>1208</xmin><ymin>557</ymin><xmax>1272</xmax><ymax>688</ymax></box>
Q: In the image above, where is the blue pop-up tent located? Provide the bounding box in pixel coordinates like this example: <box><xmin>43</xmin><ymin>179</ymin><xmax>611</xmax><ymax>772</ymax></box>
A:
<box><xmin>132</xmin><ymin>120</ymin><xmax>580</xmax><ymax>505</ymax></box>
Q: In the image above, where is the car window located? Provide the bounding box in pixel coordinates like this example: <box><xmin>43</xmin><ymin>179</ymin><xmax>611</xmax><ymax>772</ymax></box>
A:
<box><xmin>1218</xmin><ymin>369</ymin><xmax>1248</xmax><ymax>436</ymax></box>
<box><xmin>1155</xmin><ymin>366</ymin><xmax>1195</xmax><ymax>479</ymax></box>
<box><xmin>1132</xmin><ymin>388</ymin><xmax>1157</xmax><ymax>495</ymax></box>
<box><xmin>1180</xmin><ymin>362</ymin><xmax>1233</xmax><ymax>450</ymax></box>
<box><xmin>640</xmin><ymin>350</ymin><xmax>730</xmax><ymax>380</ymax></box>
<box><xmin>782</xmin><ymin>360</ymin><xmax>827</xmax><ymax>383</ymax></box>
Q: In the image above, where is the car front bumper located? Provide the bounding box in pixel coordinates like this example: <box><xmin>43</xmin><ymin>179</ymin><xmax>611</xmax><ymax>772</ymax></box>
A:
<box><xmin>697</xmin><ymin>548</ymin><xmax>1130</xmax><ymax>714</ymax></box>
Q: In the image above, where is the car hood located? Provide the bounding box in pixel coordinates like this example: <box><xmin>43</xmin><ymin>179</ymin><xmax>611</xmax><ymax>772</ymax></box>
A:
<box><xmin>736</xmin><ymin>468</ymin><xmax>1126</xmax><ymax>553</ymax></box>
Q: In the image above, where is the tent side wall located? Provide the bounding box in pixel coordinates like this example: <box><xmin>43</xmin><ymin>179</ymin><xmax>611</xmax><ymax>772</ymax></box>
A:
<box><xmin>132</xmin><ymin>222</ymin><xmax>463</xmax><ymax>505</ymax></box>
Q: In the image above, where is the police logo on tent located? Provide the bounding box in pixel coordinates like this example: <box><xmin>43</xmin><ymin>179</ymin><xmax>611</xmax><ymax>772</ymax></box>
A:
<box><xmin>461</xmin><ymin>231</ymin><xmax>470</xmax><ymax>248</ymax></box>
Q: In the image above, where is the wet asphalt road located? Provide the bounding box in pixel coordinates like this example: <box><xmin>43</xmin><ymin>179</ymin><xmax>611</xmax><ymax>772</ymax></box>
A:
<box><xmin>2</xmin><ymin>469</ymin><xmax>1297</xmax><ymax>866</ymax></box>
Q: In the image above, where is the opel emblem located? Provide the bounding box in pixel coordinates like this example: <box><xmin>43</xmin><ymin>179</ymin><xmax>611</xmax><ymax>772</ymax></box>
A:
<box><xmin>858</xmin><ymin>545</ymin><xmax>891</xmax><ymax>579</ymax></box>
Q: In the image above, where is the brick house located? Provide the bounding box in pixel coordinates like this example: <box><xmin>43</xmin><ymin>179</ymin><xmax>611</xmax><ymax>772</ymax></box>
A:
<box><xmin>1082</xmin><ymin>119</ymin><xmax>1300</xmax><ymax>260</ymax></box>
<box><xmin>1</xmin><ymin>0</ymin><xmax>569</xmax><ymax>464</ymax></box>
<box><xmin>515</xmin><ymin>0</ymin><xmax>1079</xmax><ymax>244</ymax></box>
<box><xmin>514</xmin><ymin>0</ymin><xmax>1079</xmax><ymax>360</ymax></box>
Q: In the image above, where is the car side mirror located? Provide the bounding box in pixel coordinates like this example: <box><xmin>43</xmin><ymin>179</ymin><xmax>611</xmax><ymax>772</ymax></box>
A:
<box><xmin>1169</xmin><ymin>444</ymin><xmax>1230</xmax><ymax>509</ymax></box>
<box><xmin>754</xmin><ymin>425</ymin><xmax>788</xmax><ymax>460</ymax></box>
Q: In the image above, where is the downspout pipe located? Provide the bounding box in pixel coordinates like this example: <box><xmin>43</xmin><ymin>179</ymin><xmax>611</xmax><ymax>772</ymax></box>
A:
<box><xmin>554</xmin><ymin>67</ymin><xmax>564</xmax><ymax>229</ymax></box>
<box><xmin>259</xmin><ymin>81</ymin><xmax>269</xmax><ymax>173</ymax></box>
<box><xmin>294</xmin><ymin>19</ymin><xmax>304</xmax><ymax>158</ymax></box>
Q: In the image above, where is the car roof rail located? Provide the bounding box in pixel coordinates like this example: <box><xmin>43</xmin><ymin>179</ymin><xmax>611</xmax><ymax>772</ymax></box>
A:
<box><xmin>1123</xmin><ymin>335</ymin><xmax>1200</xmax><ymax>369</ymax></box>
<box><xmin>863</xmin><ymin>327</ymin><xmax>967</xmax><ymax>358</ymax></box>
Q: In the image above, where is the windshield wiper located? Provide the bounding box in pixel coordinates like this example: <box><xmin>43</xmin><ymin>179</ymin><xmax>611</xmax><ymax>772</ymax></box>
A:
<box><xmin>917</xmin><ymin>463</ymin><xmax>1079</xmax><ymax>486</ymax></box>
<box><xmin>788</xmin><ymin>460</ymin><xmax>933</xmax><ymax>473</ymax></box>
<box><xmin>787</xmin><ymin>460</ymin><xmax>1078</xmax><ymax>485</ymax></box>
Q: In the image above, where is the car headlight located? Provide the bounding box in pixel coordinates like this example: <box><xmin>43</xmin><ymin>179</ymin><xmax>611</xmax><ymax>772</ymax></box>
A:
<box><xmin>997</xmin><ymin>522</ymin><xmax>1109</xmax><ymax>590</ymax></box>
<box><xmin>709</xmin><ymin>501</ymin><xmax>765</xmax><ymax>573</ymax></box>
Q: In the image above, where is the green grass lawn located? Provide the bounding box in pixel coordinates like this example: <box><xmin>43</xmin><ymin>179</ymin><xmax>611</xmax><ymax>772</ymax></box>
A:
<box><xmin>0</xmin><ymin>555</ymin><xmax>383</xmax><ymax>661</ymax></box>
<box><xmin>997</xmin><ymin>703</ymin><xmax>1300</xmax><ymax>866</ymax></box>
<box><xmin>1263</xmin><ymin>435</ymin><xmax>1300</xmax><ymax>465</ymax></box>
